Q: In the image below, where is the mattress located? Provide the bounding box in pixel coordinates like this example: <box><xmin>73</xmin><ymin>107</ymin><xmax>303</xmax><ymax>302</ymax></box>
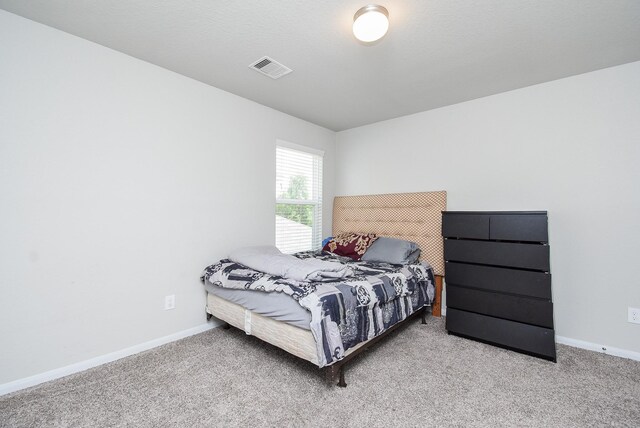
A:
<box><xmin>204</xmin><ymin>282</ymin><xmax>311</xmax><ymax>330</ymax></box>
<box><xmin>206</xmin><ymin>293</ymin><xmax>369</xmax><ymax>366</ymax></box>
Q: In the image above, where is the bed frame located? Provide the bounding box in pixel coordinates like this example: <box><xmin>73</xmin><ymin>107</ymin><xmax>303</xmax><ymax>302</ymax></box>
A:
<box><xmin>206</xmin><ymin>191</ymin><xmax>447</xmax><ymax>387</ymax></box>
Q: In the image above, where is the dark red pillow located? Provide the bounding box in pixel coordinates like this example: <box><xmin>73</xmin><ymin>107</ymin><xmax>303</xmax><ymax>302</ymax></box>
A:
<box><xmin>322</xmin><ymin>232</ymin><xmax>378</xmax><ymax>260</ymax></box>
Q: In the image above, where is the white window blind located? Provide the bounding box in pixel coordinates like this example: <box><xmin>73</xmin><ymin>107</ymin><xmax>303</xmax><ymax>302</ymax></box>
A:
<box><xmin>275</xmin><ymin>143</ymin><xmax>323</xmax><ymax>254</ymax></box>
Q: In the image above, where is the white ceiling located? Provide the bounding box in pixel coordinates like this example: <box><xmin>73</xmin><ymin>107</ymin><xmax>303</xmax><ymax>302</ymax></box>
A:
<box><xmin>2</xmin><ymin>0</ymin><xmax>640</xmax><ymax>131</ymax></box>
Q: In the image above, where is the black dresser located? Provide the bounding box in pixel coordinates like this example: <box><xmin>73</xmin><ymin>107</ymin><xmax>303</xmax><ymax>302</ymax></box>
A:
<box><xmin>442</xmin><ymin>211</ymin><xmax>556</xmax><ymax>361</ymax></box>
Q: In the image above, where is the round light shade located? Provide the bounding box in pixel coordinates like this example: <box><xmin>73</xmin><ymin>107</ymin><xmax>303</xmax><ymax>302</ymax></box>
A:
<box><xmin>353</xmin><ymin>5</ymin><xmax>389</xmax><ymax>43</ymax></box>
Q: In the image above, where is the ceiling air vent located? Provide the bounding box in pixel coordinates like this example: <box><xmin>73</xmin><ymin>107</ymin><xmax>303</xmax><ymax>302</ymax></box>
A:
<box><xmin>249</xmin><ymin>56</ymin><xmax>292</xmax><ymax>79</ymax></box>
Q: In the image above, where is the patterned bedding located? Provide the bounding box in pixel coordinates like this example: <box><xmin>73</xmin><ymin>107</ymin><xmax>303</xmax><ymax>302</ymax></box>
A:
<box><xmin>201</xmin><ymin>251</ymin><xmax>435</xmax><ymax>367</ymax></box>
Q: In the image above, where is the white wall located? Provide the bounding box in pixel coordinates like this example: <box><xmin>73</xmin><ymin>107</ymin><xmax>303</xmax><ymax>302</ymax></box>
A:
<box><xmin>0</xmin><ymin>10</ymin><xmax>335</xmax><ymax>384</ymax></box>
<box><xmin>336</xmin><ymin>61</ymin><xmax>640</xmax><ymax>354</ymax></box>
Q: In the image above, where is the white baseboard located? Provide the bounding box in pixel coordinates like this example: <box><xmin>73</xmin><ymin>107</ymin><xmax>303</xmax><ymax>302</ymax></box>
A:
<box><xmin>555</xmin><ymin>335</ymin><xmax>640</xmax><ymax>362</ymax></box>
<box><xmin>0</xmin><ymin>320</ymin><xmax>221</xmax><ymax>396</ymax></box>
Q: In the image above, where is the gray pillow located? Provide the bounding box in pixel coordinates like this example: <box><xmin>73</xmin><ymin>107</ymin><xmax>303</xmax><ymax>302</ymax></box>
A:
<box><xmin>361</xmin><ymin>237</ymin><xmax>421</xmax><ymax>264</ymax></box>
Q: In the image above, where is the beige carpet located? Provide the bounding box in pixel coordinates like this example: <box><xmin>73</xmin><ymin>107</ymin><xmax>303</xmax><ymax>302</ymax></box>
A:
<box><xmin>1</xmin><ymin>316</ymin><xmax>639</xmax><ymax>427</ymax></box>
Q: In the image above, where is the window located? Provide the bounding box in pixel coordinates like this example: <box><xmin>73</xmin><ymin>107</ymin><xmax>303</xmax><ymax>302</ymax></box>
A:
<box><xmin>275</xmin><ymin>142</ymin><xmax>323</xmax><ymax>254</ymax></box>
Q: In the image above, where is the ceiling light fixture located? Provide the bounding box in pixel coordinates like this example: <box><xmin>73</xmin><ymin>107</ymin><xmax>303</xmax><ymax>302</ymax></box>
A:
<box><xmin>352</xmin><ymin>5</ymin><xmax>389</xmax><ymax>43</ymax></box>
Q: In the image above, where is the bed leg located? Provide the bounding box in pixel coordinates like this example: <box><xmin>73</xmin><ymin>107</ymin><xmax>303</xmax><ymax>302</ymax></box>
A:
<box><xmin>325</xmin><ymin>364</ymin><xmax>347</xmax><ymax>387</ymax></box>
<box><xmin>337</xmin><ymin>366</ymin><xmax>347</xmax><ymax>388</ymax></box>
<box><xmin>421</xmin><ymin>306</ymin><xmax>428</xmax><ymax>324</ymax></box>
<box><xmin>222</xmin><ymin>322</ymin><xmax>230</xmax><ymax>330</ymax></box>
<box><xmin>432</xmin><ymin>275</ymin><xmax>443</xmax><ymax>317</ymax></box>
<box><xmin>206</xmin><ymin>312</ymin><xmax>213</xmax><ymax>321</ymax></box>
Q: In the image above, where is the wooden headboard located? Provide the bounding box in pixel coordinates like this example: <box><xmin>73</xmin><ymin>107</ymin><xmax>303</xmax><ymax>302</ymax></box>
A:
<box><xmin>332</xmin><ymin>191</ymin><xmax>447</xmax><ymax>316</ymax></box>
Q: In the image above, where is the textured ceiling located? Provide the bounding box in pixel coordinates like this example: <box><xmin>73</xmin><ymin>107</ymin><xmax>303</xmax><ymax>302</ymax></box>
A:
<box><xmin>1</xmin><ymin>0</ymin><xmax>640</xmax><ymax>131</ymax></box>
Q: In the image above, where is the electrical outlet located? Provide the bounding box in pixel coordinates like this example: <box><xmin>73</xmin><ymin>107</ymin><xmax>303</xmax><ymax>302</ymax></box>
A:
<box><xmin>629</xmin><ymin>307</ymin><xmax>640</xmax><ymax>324</ymax></box>
<box><xmin>164</xmin><ymin>294</ymin><xmax>175</xmax><ymax>310</ymax></box>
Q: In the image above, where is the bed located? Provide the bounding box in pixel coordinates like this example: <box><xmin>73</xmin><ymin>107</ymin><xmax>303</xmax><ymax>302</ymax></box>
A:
<box><xmin>202</xmin><ymin>191</ymin><xmax>446</xmax><ymax>386</ymax></box>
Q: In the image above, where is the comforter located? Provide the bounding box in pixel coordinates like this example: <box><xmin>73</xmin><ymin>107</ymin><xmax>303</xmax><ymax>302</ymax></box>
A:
<box><xmin>228</xmin><ymin>245</ymin><xmax>354</xmax><ymax>282</ymax></box>
<box><xmin>201</xmin><ymin>251</ymin><xmax>435</xmax><ymax>367</ymax></box>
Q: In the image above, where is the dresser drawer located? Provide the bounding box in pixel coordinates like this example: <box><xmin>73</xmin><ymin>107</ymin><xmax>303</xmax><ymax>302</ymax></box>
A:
<box><xmin>446</xmin><ymin>308</ymin><xmax>556</xmax><ymax>360</ymax></box>
<box><xmin>442</xmin><ymin>214</ymin><xmax>490</xmax><ymax>239</ymax></box>
<box><xmin>446</xmin><ymin>285</ymin><xmax>554</xmax><ymax>328</ymax></box>
<box><xmin>444</xmin><ymin>239</ymin><xmax>550</xmax><ymax>271</ymax></box>
<box><xmin>445</xmin><ymin>262</ymin><xmax>551</xmax><ymax>299</ymax></box>
<box><xmin>490</xmin><ymin>214</ymin><xmax>548</xmax><ymax>243</ymax></box>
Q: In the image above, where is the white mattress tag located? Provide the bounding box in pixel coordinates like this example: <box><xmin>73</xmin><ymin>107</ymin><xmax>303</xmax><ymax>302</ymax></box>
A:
<box><xmin>244</xmin><ymin>309</ymin><xmax>252</xmax><ymax>335</ymax></box>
